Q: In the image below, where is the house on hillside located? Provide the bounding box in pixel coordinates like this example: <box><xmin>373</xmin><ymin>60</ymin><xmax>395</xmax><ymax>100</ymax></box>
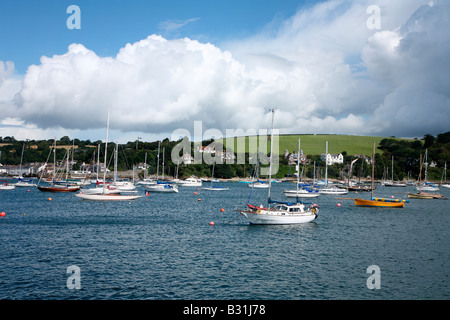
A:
<box><xmin>321</xmin><ymin>153</ymin><xmax>344</xmax><ymax>165</ymax></box>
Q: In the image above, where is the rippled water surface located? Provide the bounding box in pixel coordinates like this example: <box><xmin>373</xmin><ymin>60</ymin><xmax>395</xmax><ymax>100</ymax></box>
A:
<box><xmin>0</xmin><ymin>182</ymin><xmax>449</xmax><ymax>300</ymax></box>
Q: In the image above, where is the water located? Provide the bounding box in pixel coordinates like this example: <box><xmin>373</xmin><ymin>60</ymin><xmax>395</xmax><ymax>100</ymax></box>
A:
<box><xmin>0</xmin><ymin>182</ymin><xmax>449</xmax><ymax>300</ymax></box>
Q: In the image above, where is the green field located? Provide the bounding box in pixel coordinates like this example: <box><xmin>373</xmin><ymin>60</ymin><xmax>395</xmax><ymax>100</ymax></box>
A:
<box><xmin>223</xmin><ymin>134</ymin><xmax>411</xmax><ymax>156</ymax></box>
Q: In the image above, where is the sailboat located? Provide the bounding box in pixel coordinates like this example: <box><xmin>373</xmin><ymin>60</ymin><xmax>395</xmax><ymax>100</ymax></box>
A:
<box><xmin>240</xmin><ymin>109</ymin><xmax>318</xmax><ymax>225</ymax></box>
<box><xmin>384</xmin><ymin>156</ymin><xmax>406</xmax><ymax>187</ymax></box>
<box><xmin>76</xmin><ymin>109</ymin><xmax>142</xmax><ymax>201</ymax></box>
<box><xmin>283</xmin><ymin>139</ymin><xmax>319</xmax><ymax>198</ymax></box>
<box><xmin>415</xmin><ymin>149</ymin><xmax>439</xmax><ymax>192</ymax></box>
<box><xmin>14</xmin><ymin>144</ymin><xmax>37</xmax><ymax>187</ymax></box>
<box><xmin>318</xmin><ymin>141</ymin><xmax>348</xmax><ymax>195</ymax></box>
<box><xmin>441</xmin><ymin>162</ymin><xmax>450</xmax><ymax>189</ymax></box>
<box><xmin>38</xmin><ymin>140</ymin><xmax>81</xmax><ymax>193</ymax></box>
<box><xmin>355</xmin><ymin>143</ymin><xmax>406</xmax><ymax>207</ymax></box>
<box><xmin>247</xmin><ymin>153</ymin><xmax>269</xmax><ymax>188</ymax></box>
<box><xmin>201</xmin><ymin>163</ymin><xmax>229</xmax><ymax>191</ymax></box>
<box><xmin>408</xmin><ymin>153</ymin><xmax>447</xmax><ymax>200</ymax></box>
<box><xmin>0</xmin><ymin>180</ymin><xmax>15</xmax><ymax>190</ymax></box>
<box><xmin>145</xmin><ymin>142</ymin><xmax>178</xmax><ymax>193</ymax></box>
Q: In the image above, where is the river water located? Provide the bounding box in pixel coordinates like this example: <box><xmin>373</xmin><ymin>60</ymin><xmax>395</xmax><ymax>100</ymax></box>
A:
<box><xmin>0</xmin><ymin>182</ymin><xmax>449</xmax><ymax>300</ymax></box>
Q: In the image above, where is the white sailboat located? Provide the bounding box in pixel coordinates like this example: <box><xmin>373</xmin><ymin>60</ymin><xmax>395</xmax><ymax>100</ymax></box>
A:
<box><xmin>384</xmin><ymin>156</ymin><xmax>406</xmax><ymax>187</ymax></box>
<box><xmin>415</xmin><ymin>149</ymin><xmax>439</xmax><ymax>192</ymax></box>
<box><xmin>177</xmin><ymin>177</ymin><xmax>202</xmax><ymax>187</ymax></box>
<box><xmin>145</xmin><ymin>142</ymin><xmax>178</xmax><ymax>193</ymax></box>
<box><xmin>76</xmin><ymin>109</ymin><xmax>142</xmax><ymax>201</ymax></box>
<box><xmin>318</xmin><ymin>141</ymin><xmax>348</xmax><ymax>195</ymax></box>
<box><xmin>441</xmin><ymin>162</ymin><xmax>450</xmax><ymax>189</ymax></box>
<box><xmin>0</xmin><ymin>181</ymin><xmax>15</xmax><ymax>190</ymax></box>
<box><xmin>38</xmin><ymin>140</ymin><xmax>81</xmax><ymax>193</ymax></box>
<box><xmin>240</xmin><ymin>109</ymin><xmax>319</xmax><ymax>225</ymax></box>
<box><xmin>14</xmin><ymin>144</ymin><xmax>37</xmax><ymax>187</ymax></box>
<box><xmin>283</xmin><ymin>139</ymin><xmax>319</xmax><ymax>198</ymax></box>
<box><xmin>201</xmin><ymin>163</ymin><xmax>229</xmax><ymax>191</ymax></box>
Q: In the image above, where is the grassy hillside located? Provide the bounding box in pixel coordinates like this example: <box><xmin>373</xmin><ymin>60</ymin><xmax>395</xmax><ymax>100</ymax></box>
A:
<box><xmin>223</xmin><ymin>134</ymin><xmax>411</xmax><ymax>156</ymax></box>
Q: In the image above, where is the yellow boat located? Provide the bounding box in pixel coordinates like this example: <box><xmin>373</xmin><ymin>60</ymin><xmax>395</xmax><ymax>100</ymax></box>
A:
<box><xmin>355</xmin><ymin>198</ymin><xmax>405</xmax><ymax>207</ymax></box>
<box><xmin>354</xmin><ymin>142</ymin><xmax>406</xmax><ymax>208</ymax></box>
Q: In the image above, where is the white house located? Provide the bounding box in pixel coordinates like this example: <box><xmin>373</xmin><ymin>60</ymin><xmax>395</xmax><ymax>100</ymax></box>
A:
<box><xmin>321</xmin><ymin>153</ymin><xmax>344</xmax><ymax>165</ymax></box>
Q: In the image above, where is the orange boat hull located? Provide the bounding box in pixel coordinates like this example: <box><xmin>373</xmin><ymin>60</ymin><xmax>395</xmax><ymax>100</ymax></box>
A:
<box><xmin>354</xmin><ymin>198</ymin><xmax>405</xmax><ymax>207</ymax></box>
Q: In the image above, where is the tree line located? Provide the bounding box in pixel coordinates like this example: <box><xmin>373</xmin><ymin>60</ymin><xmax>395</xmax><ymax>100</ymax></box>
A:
<box><xmin>1</xmin><ymin>131</ymin><xmax>449</xmax><ymax>181</ymax></box>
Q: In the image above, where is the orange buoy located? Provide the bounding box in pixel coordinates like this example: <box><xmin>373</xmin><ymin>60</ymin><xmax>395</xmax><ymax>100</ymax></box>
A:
<box><xmin>209</xmin><ymin>221</ymin><xmax>215</xmax><ymax>226</ymax></box>
<box><xmin>48</xmin><ymin>197</ymin><xmax>52</xmax><ymax>201</ymax></box>
<box><xmin>220</xmin><ymin>208</ymin><xmax>225</xmax><ymax>212</ymax></box>
<box><xmin>0</xmin><ymin>212</ymin><xmax>5</xmax><ymax>217</ymax></box>
<box><xmin>194</xmin><ymin>192</ymin><xmax>198</xmax><ymax>195</ymax></box>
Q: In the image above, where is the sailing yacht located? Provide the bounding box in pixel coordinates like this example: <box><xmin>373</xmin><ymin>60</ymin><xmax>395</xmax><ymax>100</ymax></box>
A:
<box><xmin>415</xmin><ymin>150</ymin><xmax>439</xmax><ymax>192</ymax></box>
<box><xmin>355</xmin><ymin>143</ymin><xmax>406</xmax><ymax>207</ymax></box>
<box><xmin>384</xmin><ymin>156</ymin><xmax>406</xmax><ymax>187</ymax></box>
<box><xmin>441</xmin><ymin>162</ymin><xmax>450</xmax><ymax>189</ymax></box>
<box><xmin>13</xmin><ymin>144</ymin><xmax>37</xmax><ymax>187</ymax></box>
<box><xmin>283</xmin><ymin>139</ymin><xmax>319</xmax><ymax>198</ymax></box>
<box><xmin>240</xmin><ymin>110</ymin><xmax>318</xmax><ymax>225</ymax></box>
<box><xmin>145</xmin><ymin>142</ymin><xmax>178</xmax><ymax>193</ymax></box>
<box><xmin>318</xmin><ymin>141</ymin><xmax>348</xmax><ymax>195</ymax></box>
<box><xmin>38</xmin><ymin>140</ymin><xmax>80</xmax><ymax>193</ymax></box>
<box><xmin>408</xmin><ymin>153</ymin><xmax>446</xmax><ymax>199</ymax></box>
<box><xmin>76</xmin><ymin>109</ymin><xmax>142</xmax><ymax>201</ymax></box>
<box><xmin>201</xmin><ymin>163</ymin><xmax>229</xmax><ymax>191</ymax></box>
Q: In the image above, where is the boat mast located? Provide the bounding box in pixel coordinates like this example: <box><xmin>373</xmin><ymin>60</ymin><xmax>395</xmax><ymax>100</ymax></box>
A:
<box><xmin>114</xmin><ymin>143</ymin><xmax>118</xmax><ymax>184</ymax></box>
<box><xmin>102</xmin><ymin>108</ymin><xmax>110</xmax><ymax>194</ymax></box>
<box><xmin>296</xmin><ymin>138</ymin><xmax>300</xmax><ymax>204</ymax></box>
<box><xmin>53</xmin><ymin>138</ymin><xmax>56</xmax><ymax>183</ymax></box>
<box><xmin>96</xmin><ymin>144</ymin><xmax>100</xmax><ymax>182</ymax></box>
<box><xmin>325</xmin><ymin>141</ymin><xmax>328</xmax><ymax>187</ymax></box>
<box><xmin>156</xmin><ymin>141</ymin><xmax>160</xmax><ymax>181</ymax></box>
<box><xmin>267</xmin><ymin>108</ymin><xmax>275</xmax><ymax>207</ymax></box>
<box><xmin>19</xmin><ymin>143</ymin><xmax>25</xmax><ymax>177</ymax></box>
<box><xmin>371</xmin><ymin>142</ymin><xmax>375</xmax><ymax>199</ymax></box>
<box><xmin>419</xmin><ymin>154</ymin><xmax>423</xmax><ymax>193</ymax></box>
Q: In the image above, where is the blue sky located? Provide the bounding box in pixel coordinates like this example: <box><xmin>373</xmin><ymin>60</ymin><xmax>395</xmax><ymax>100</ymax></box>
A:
<box><xmin>1</xmin><ymin>0</ymin><xmax>448</xmax><ymax>143</ymax></box>
<box><xmin>0</xmin><ymin>0</ymin><xmax>319</xmax><ymax>73</ymax></box>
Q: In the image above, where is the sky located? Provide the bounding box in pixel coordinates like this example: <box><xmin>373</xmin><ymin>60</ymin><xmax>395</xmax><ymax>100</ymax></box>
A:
<box><xmin>0</xmin><ymin>0</ymin><xmax>449</xmax><ymax>143</ymax></box>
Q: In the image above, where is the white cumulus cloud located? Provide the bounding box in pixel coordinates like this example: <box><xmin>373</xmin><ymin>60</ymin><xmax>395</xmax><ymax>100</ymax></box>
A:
<box><xmin>2</xmin><ymin>0</ymin><xmax>449</xmax><ymax>142</ymax></box>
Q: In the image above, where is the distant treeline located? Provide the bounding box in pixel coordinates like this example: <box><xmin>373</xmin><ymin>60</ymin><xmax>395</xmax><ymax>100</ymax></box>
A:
<box><xmin>1</xmin><ymin>131</ymin><xmax>449</xmax><ymax>181</ymax></box>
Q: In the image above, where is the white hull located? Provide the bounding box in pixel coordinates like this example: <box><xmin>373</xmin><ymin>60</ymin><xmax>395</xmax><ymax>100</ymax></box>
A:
<box><xmin>177</xmin><ymin>179</ymin><xmax>202</xmax><ymax>187</ymax></box>
<box><xmin>242</xmin><ymin>202</ymin><xmax>318</xmax><ymax>225</ymax></box>
<box><xmin>284</xmin><ymin>190</ymin><xmax>320</xmax><ymax>198</ymax></box>
<box><xmin>441</xmin><ymin>184</ymin><xmax>450</xmax><ymax>189</ymax></box>
<box><xmin>75</xmin><ymin>193</ymin><xmax>142</xmax><ymax>201</ymax></box>
<box><xmin>0</xmin><ymin>185</ymin><xmax>15</xmax><ymax>190</ymax></box>
<box><xmin>249</xmin><ymin>183</ymin><xmax>269</xmax><ymax>188</ymax></box>
<box><xmin>201</xmin><ymin>187</ymin><xmax>229</xmax><ymax>191</ymax></box>
<box><xmin>145</xmin><ymin>184</ymin><xmax>178</xmax><ymax>193</ymax></box>
<box><xmin>14</xmin><ymin>182</ymin><xmax>37</xmax><ymax>187</ymax></box>
<box><xmin>242</xmin><ymin>210</ymin><xmax>317</xmax><ymax>225</ymax></box>
<box><xmin>417</xmin><ymin>185</ymin><xmax>439</xmax><ymax>192</ymax></box>
<box><xmin>136</xmin><ymin>180</ymin><xmax>157</xmax><ymax>185</ymax></box>
<box><xmin>384</xmin><ymin>182</ymin><xmax>407</xmax><ymax>187</ymax></box>
<box><xmin>318</xmin><ymin>187</ymin><xmax>348</xmax><ymax>195</ymax></box>
<box><xmin>80</xmin><ymin>187</ymin><xmax>120</xmax><ymax>195</ymax></box>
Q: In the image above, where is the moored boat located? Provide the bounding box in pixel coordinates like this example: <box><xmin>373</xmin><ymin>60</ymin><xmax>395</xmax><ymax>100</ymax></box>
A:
<box><xmin>240</xmin><ymin>114</ymin><xmax>318</xmax><ymax>225</ymax></box>
<box><xmin>355</xmin><ymin>143</ymin><xmax>406</xmax><ymax>208</ymax></box>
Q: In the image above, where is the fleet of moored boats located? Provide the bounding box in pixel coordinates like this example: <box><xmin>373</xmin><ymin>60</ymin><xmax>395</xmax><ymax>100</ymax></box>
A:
<box><xmin>1</xmin><ymin>110</ymin><xmax>448</xmax><ymax>223</ymax></box>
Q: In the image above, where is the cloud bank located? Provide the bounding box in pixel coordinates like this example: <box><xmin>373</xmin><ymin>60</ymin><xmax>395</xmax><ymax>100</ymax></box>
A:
<box><xmin>2</xmin><ymin>0</ymin><xmax>449</xmax><ymax>141</ymax></box>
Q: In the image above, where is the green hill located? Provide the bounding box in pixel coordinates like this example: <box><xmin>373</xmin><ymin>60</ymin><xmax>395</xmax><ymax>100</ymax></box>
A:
<box><xmin>223</xmin><ymin>134</ymin><xmax>411</xmax><ymax>156</ymax></box>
